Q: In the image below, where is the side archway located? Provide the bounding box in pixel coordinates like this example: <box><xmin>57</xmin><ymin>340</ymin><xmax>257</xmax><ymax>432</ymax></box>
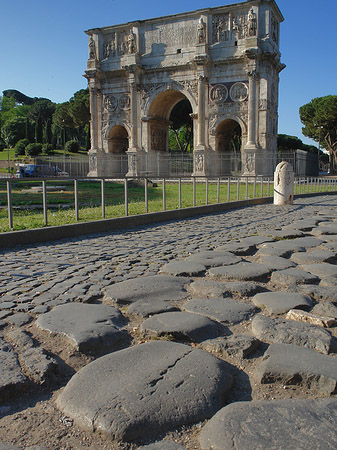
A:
<box><xmin>215</xmin><ymin>119</ymin><xmax>243</xmax><ymax>175</ymax></box>
<box><xmin>108</xmin><ymin>125</ymin><xmax>129</xmax><ymax>154</ymax></box>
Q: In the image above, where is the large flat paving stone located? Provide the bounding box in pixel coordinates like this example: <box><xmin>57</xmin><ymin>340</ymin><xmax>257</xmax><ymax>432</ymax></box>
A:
<box><xmin>127</xmin><ymin>299</ymin><xmax>178</xmax><ymax>317</ymax></box>
<box><xmin>56</xmin><ymin>341</ymin><xmax>233</xmax><ymax>442</ymax></box>
<box><xmin>36</xmin><ymin>303</ymin><xmax>126</xmax><ymax>352</ymax></box>
<box><xmin>256</xmin><ymin>255</ymin><xmax>296</xmax><ymax>271</ymax></box>
<box><xmin>312</xmin><ymin>224</ymin><xmax>337</xmax><ymax>235</ymax></box>
<box><xmin>199</xmin><ymin>398</ymin><xmax>337</xmax><ymax>450</ymax></box>
<box><xmin>255</xmin><ymin>343</ymin><xmax>337</xmax><ymax>394</ymax></box>
<box><xmin>251</xmin><ymin>314</ymin><xmax>335</xmax><ymax>354</ymax></box>
<box><xmin>200</xmin><ymin>335</ymin><xmax>260</xmax><ymax>358</ymax></box>
<box><xmin>104</xmin><ymin>275</ymin><xmax>189</xmax><ymax>305</ymax></box>
<box><xmin>140</xmin><ymin>311</ymin><xmax>217</xmax><ymax>342</ymax></box>
<box><xmin>251</xmin><ymin>292</ymin><xmax>313</xmax><ymax>314</ymax></box>
<box><xmin>160</xmin><ymin>261</ymin><xmax>206</xmax><ymax>277</ymax></box>
<box><xmin>291</xmin><ymin>249</ymin><xmax>336</xmax><ymax>264</ymax></box>
<box><xmin>208</xmin><ymin>262</ymin><xmax>270</xmax><ymax>282</ymax></box>
<box><xmin>270</xmin><ymin>267</ymin><xmax>319</xmax><ymax>285</ymax></box>
<box><xmin>186</xmin><ymin>251</ymin><xmax>241</xmax><ymax>267</ymax></box>
<box><xmin>184</xmin><ymin>298</ymin><xmax>256</xmax><ymax>325</ymax></box>
<box><xmin>301</xmin><ymin>262</ymin><xmax>337</xmax><ymax>279</ymax></box>
<box><xmin>187</xmin><ymin>280</ymin><xmax>266</xmax><ymax>299</ymax></box>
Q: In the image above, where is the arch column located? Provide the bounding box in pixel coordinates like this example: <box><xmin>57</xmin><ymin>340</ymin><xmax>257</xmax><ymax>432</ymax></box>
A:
<box><xmin>193</xmin><ymin>75</ymin><xmax>208</xmax><ymax>176</ymax></box>
<box><xmin>243</xmin><ymin>70</ymin><xmax>259</xmax><ymax>175</ymax></box>
<box><xmin>87</xmin><ymin>79</ymin><xmax>100</xmax><ymax>177</ymax></box>
<box><xmin>126</xmin><ymin>76</ymin><xmax>143</xmax><ymax>177</ymax></box>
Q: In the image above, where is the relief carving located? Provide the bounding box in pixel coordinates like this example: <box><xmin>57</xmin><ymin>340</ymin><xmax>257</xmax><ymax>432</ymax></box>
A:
<box><xmin>119</xmin><ymin>94</ymin><xmax>131</xmax><ymax>110</ymax></box>
<box><xmin>141</xmin><ymin>83</ymin><xmax>166</xmax><ymax>110</ymax></box>
<box><xmin>210</xmin><ymin>84</ymin><xmax>228</xmax><ymax>103</ymax></box>
<box><xmin>212</xmin><ymin>14</ymin><xmax>230</xmax><ymax>43</ymax></box>
<box><xmin>104</xmin><ymin>94</ymin><xmax>117</xmax><ymax>111</ymax></box>
<box><xmin>151</xmin><ymin>128</ymin><xmax>167</xmax><ymax>151</ymax></box>
<box><xmin>195</xmin><ymin>154</ymin><xmax>204</xmax><ymax>173</ymax></box>
<box><xmin>230</xmin><ymin>82</ymin><xmax>248</xmax><ymax>102</ymax></box>
<box><xmin>103</xmin><ymin>34</ymin><xmax>117</xmax><ymax>59</ymax></box>
<box><xmin>233</xmin><ymin>10</ymin><xmax>256</xmax><ymax>39</ymax></box>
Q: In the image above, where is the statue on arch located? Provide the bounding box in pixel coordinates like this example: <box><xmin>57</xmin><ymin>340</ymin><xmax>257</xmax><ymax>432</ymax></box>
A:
<box><xmin>197</xmin><ymin>18</ymin><xmax>206</xmax><ymax>44</ymax></box>
<box><xmin>248</xmin><ymin>8</ymin><xmax>257</xmax><ymax>36</ymax></box>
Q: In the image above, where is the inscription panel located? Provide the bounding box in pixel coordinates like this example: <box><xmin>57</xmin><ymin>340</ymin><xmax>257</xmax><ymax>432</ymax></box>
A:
<box><xmin>144</xmin><ymin>21</ymin><xmax>197</xmax><ymax>53</ymax></box>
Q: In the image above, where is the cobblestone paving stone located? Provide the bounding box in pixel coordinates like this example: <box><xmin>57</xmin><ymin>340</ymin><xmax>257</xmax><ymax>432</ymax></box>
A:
<box><xmin>0</xmin><ymin>195</ymin><xmax>337</xmax><ymax>449</ymax></box>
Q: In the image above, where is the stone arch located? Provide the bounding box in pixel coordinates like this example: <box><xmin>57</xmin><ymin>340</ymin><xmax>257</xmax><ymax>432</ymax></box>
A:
<box><xmin>215</xmin><ymin>118</ymin><xmax>242</xmax><ymax>154</ymax></box>
<box><xmin>145</xmin><ymin>85</ymin><xmax>197</xmax><ymax>119</ymax></box>
<box><xmin>146</xmin><ymin>89</ymin><xmax>195</xmax><ymax>154</ymax></box>
<box><xmin>214</xmin><ymin>117</ymin><xmax>245</xmax><ymax>175</ymax></box>
<box><xmin>107</xmin><ymin>125</ymin><xmax>129</xmax><ymax>154</ymax></box>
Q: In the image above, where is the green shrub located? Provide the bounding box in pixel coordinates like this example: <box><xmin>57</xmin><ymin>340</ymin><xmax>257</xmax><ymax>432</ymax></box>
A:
<box><xmin>25</xmin><ymin>143</ymin><xmax>43</xmax><ymax>156</ymax></box>
<box><xmin>42</xmin><ymin>143</ymin><xmax>54</xmax><ymax>155</ymax></box>
<box><xmin>15</xmin><ymin>138</ymin><xmax>30</xmax><ymax>156</ymax></box>
<box><xmin>65</xmin><ymin>140</ymin><xmax>80</xmax><ymax>153</ymax></box>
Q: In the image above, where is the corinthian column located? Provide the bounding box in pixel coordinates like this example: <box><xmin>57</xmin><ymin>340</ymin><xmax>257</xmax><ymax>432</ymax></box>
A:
<box><xmin>247</xmin><ymin>70</ymin><xmax>257</xmax><ymax>147</ymax></box>
<box><xmin>129</xmin><ymin>80</ymin><xmax>138</xmax><ymax>150</ymax></box>
<box><xmin>89</xmin><ymin>86</ymin><xmax>98</xmax><ymax>152</ymax></box>
<box><xmin>197</xmin><ymin>75</ymin><xmax>206</xmax><ymax>149</ymax></box>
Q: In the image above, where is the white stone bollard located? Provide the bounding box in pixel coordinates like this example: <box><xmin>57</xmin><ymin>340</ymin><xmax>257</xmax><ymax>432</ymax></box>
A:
<box><xmin>274</xmin><ymin>161</ymin><xmax>294</xmax><ymax>205</ymax></box>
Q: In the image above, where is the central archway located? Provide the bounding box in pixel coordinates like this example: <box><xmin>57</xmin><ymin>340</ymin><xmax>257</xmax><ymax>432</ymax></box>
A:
<box><xmin>146</xmin><ymin>90</ymin><xmax>194</xmax><ymax>176</ymax></box>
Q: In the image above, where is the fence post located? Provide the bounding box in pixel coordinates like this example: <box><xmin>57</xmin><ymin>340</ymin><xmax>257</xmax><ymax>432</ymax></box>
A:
<box><xmin>217</xmin><ymin>177</ymin><xmax>220</xmax><ymax>203</ymax></box>
<box><xmin>145</xmin><ymin>177</ymin><xmax>148</xmax><ymax>213</ymax></box>
<box><xmin>260</xmin><ymin>177</ymin><xmax>263</xmax><ymax>197</ymax></box>
<box><xmin>42</xmin><ymin>180</ymin><xmax>48</xmax><ymax>226</ymax></box>
<box><xmin>163</xmin><ymin>178</ymin><xmax>166</xmax><ymax>211</ymax></box>
<box><xmin>253</xmin><ymin>177</ymin><xmax>256</xmax><ymax>198</ymax></box>
<box><xmin>227</xmin><ymin>177</ymin><xmax>230</xmax><ymax>202</ymax></box>
<box><xmin>124</xmin><ymin>178</ymin><xmax>128</xmax><ymax>216</ymax></box>
<box><xmin>74</xmin><ymin>179</ymin><xmax>79</xmax><ymax>221</ymax></box>
<box><xmin>193</xmin><ymin>177</ymin><xmax>196</xmax><ymax>207</ymax></box>
<box><xmin>101</xmin><ymin>179</ymin><xmax>105</xmax><ymax>219</ymax></box>
<box><xmin>6</xmin><ymin>180</ymin><xmax>13</xmax><ymax>230</ymax></box>
<box><xmin>245</xmin><ymin>177</ymin><xmax>248</xmax><ymax>199</ymax></box>
<box><xmin>178</xmin><ymin>178</ymin><xmax>182</xmax><ymax>209</ymax></box>
<box><xmin>267</xmin><ymin>177</ymin><xmax>270</xmax><ymax>196</ymax></box>
<box><xmin>236</xmin><ymin>177</ymin><xmax>240</xmax><ymax>200</ymax></box>
<box><xmin>205</xmin><ymin>177</ymin><xmax>209</xmax><ymax>205</ymax></box>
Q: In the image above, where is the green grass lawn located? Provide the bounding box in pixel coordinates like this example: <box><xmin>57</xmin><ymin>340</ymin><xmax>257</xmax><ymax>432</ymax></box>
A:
<box><xmin>0</xmin><ymin>179</ymin><xmax>274</xmax><ymax>232</ymax></box>
<box><xmin>0</xmin><ymin>177</ymin><xmax>333</xmax><ymax>232</ymax></box>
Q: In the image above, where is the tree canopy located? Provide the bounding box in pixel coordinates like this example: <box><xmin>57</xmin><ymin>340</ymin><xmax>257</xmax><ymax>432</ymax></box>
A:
<box><xmin>0</xmin><ymin>88</ymin><xmax>90</xmax><ymax>149</ymax></box>
<box><xmin>299</xmin><ymin>95</ymin><xmax>337</xmax><ymax>172</ymax></box>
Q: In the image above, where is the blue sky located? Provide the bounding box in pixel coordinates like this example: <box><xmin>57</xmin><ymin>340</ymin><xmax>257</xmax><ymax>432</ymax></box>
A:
<box><xmin>1</xmin><ymin>0</ymin><xmax>336</xmax><ymax>146</ymax></box>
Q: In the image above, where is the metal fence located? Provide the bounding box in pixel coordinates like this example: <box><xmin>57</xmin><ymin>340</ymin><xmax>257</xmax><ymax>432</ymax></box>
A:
<box><xmin>2</xmin><ymin>175</ymin><xmax>337</xmax><ymax>231</ymax></box>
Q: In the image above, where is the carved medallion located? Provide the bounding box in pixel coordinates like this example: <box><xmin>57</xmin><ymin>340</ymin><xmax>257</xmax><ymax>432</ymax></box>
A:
<box><xmin>104</xmin><ymin>95</ymin><xmax>117</xmax><ymax>111</ymax></box>
<box><xmin>230</xmin><ymin>82</ymin><xmax>248</xmax><ymax>102</ymax></box>
<box><xmin>210</xmin><ymin>84</ymin><xmax>228</xmax><ymax>103</ymax></box>
<box><xmin>119</xmin><ymin>94</ymin><xmax>131</xmax><ymax>110</ymax></box>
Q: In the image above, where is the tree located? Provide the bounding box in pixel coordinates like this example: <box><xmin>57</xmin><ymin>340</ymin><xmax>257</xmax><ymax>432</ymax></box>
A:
<box><xmin>28</xmin><ymin>99</ymin><xmax>56</xmax><ymax>144</ymax></box>
<box><xmin>299</xmin><ymin>95</ymin><xmax>337</xmax><ymax>172</ymax></box>
<box><xmin>2</xmin><ymin>116</ymin><xmax>27</xmax><ymax>147</ymax></box>
<box><xmin>277</xmin><ymin>134</ymin><xmax>303</xmax><ymax>152</ymax></box>
<box><xmin>68</xmin><ymin>89</ymin><xmax>90</xmax><ymax>149</ymax></box>
<box><xmin>169</xmin><ymin>99</ymin><xmax>193</xmax><ymax>152</ymax></box>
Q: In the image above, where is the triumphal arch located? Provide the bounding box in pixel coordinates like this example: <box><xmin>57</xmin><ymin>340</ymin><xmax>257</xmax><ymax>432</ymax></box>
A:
<box><xmin>85</xmin><ymin>0</ymin><xmax>284</xmax><ymax>177</ymax></box>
